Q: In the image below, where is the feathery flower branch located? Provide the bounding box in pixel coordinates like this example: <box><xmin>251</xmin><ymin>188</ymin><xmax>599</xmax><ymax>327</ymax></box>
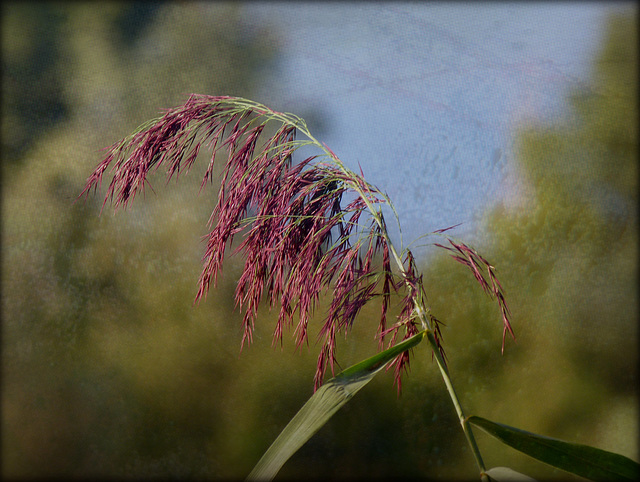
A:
<box><xmin>434</xmin><ymin>239</ymin><xmax>515</xmax><ymax>353</ymax></box>
<box><xmin>80</xmin><ymin>94</ymin><xmax>513</xmax><ymax>393</ymax></box>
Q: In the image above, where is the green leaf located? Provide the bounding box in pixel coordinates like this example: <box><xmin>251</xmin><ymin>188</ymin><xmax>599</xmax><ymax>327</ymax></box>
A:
<box><xmin>485</xmin><ymin>466</ymin><xmax>538</xmax><ymax>482</ymax></box>
<box><xmin>246</xmin><ymin>330</ymin><xmax>426</xmax><ymax>481</ymax></box>
<box><xmin>469</xmin><ymin>415</ymin><xmax>640</xmax><ymax>481</ymax></box>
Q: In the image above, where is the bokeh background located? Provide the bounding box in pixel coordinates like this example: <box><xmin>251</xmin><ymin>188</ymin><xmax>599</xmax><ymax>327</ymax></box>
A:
<box><xmin>2</xmin><ymin>2</ymin><xmax>637</xmax><ymax>480</ymax></box>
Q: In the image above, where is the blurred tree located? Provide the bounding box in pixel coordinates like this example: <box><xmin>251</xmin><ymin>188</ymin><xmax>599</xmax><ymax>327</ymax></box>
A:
<box><xmin>2</xmin><ymin>2</ymin><xmax>283</xmax><ymax>478</ymax></box>
<box><xmin>422</xmin><ymin>10</ymin><xmax>637</xmax><ymax>479</ymax></box>
<box><xmin>1</xmin><ymin>2</ymin><xmax>69</xmax><ymax>162</ymax></box>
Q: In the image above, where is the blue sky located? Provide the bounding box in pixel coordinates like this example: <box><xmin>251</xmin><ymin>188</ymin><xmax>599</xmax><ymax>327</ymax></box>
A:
<box><xmin>243</xmin><ymin>2</ymin><xmax>619</xmax><ymax>256</ymax></box>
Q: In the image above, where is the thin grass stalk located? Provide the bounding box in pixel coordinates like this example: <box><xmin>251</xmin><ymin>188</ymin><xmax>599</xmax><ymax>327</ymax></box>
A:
<box><xmin>426</xmin><ymin>330</ymin><xmax>489</xmax><ymax>481</ymax></box>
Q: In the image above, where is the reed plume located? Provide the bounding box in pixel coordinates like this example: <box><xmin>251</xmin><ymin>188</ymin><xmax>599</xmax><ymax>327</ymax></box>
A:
<box><xmin>81</xmin><ymin>94</ymin><xmax>513</xmax><ymax>392</ymax></box>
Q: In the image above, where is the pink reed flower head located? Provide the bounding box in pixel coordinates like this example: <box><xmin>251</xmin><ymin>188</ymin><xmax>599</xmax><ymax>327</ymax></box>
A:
<box><xmin>81</xmin><ymin>95</ymin><xmax>514</xmax><ymax>393</ymax></box>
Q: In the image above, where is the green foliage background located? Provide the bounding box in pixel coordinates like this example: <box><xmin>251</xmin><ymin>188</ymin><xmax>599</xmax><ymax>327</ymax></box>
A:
<box><xmin>2</xmin><ymin>3</ymin><xmax>637</xmax><ymax>480</ymax></box>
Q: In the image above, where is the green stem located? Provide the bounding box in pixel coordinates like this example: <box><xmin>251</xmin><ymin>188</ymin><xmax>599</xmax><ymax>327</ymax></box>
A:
<box><xmin>425</xmin><ymin>330</ymin><xmax>488</xmax><ymax>481</ymax></box>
